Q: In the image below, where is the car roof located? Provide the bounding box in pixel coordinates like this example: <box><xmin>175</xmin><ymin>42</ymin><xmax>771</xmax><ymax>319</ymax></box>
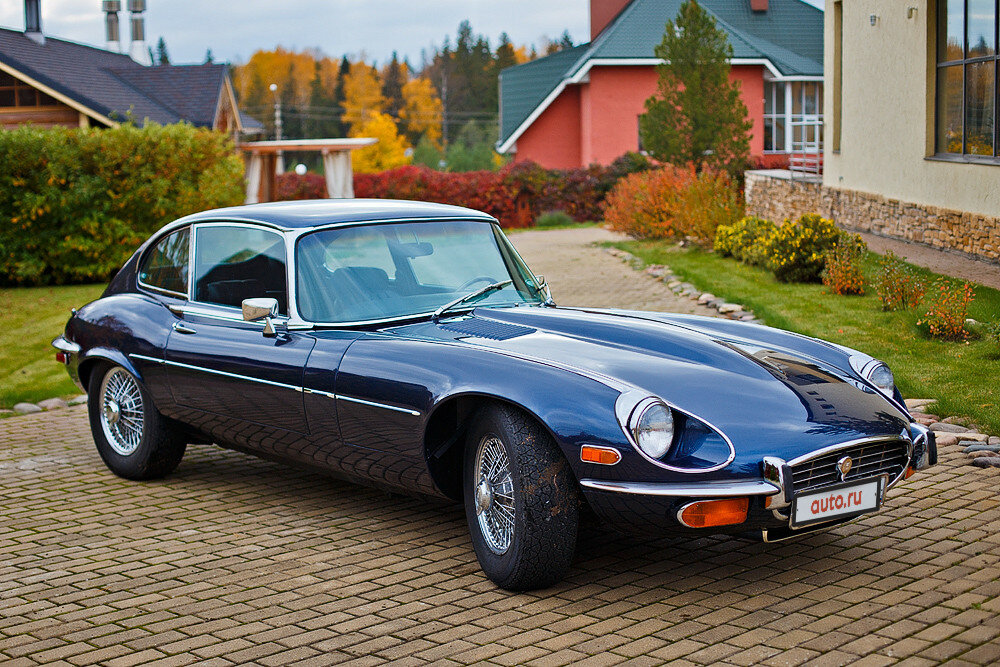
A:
<box><xmin>172</xmin><ymin>199</ymin><xmax>498</xmax><ymax>231</ymax></box>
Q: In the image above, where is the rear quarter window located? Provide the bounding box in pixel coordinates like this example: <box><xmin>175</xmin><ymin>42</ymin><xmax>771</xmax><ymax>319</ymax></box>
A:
<box><xmin>138</xmin><ymin>227</ymin><xmax>190</xmax><ymax>296</ymax></box>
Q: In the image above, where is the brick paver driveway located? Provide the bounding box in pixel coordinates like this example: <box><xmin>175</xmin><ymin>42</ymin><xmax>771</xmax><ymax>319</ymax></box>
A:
<box><xmin>3</xmin><ymin>228</ymin><xmax>1000</xmax><ymax>666</ymax></box>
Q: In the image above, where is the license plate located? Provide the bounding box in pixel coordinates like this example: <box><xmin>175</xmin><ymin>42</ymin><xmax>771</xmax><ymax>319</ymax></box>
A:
<box><xmin>791</xmin><ymin>477</ymin><xmax>884</xmax><ymax>527</ymax></box>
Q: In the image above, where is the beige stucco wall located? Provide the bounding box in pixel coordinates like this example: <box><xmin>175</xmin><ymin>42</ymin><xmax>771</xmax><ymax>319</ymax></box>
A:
<box><xmin>823</xmin><ymin>0</ymin><xmax>1000</xmax><ymax>218</ymax></box>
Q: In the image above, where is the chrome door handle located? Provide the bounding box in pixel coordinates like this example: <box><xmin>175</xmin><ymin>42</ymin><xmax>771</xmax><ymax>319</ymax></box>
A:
<box><xmin>172</xmin><ymin>322</ymin><xmax>197</xmax><ymax>334</ymax></box>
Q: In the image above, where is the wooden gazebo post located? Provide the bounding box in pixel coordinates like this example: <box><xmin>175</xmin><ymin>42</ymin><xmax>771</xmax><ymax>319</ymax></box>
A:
<box><xmin>240</xmin><ymin>138</ymin><xmax>377</xmax><ymax>204</ymax></box>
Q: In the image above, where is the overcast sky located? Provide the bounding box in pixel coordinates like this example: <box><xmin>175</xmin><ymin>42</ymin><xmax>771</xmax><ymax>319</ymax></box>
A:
<box><xmin>0</xmin><ymin>0</ymin><xmax>824</xmax><ymax>67</ymax></box>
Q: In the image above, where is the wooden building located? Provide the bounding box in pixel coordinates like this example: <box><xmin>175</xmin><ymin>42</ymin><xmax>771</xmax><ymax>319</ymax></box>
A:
<box><xmin>0</xmin><ymin>10</ymin><xmax>252</xmax><ymax>136</ymax></box>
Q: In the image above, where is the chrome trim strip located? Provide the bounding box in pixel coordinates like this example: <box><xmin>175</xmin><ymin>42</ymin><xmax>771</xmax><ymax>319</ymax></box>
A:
<box><xmin>613</xmin><ymin>390</ymin><xmax>737</xmax><ymax>474</ymax></box>
<box><xmin>761</xmin><ymin>456</ymin><xmax>791</xmax><ymax>509</ymax></box>
<box><xmin>167</xmin><ymin>303</ymin><xmax>312</xmax><ymax>330</ymax></box>
<box><xmin>334</xmin><ymin>394</ymin><xmax>421</xmax><ymax>417</ymax></box>
<box><xmin>51</xmin><ymin>336</ymin><xmax>81</xmax><ymax>354</ymax></box>
<box><xmin>138</xmin><ymin>282</ymin><xmax>189</xmax><ymax>300</ymax></box>
<box><xmin>130</xmin><ymin>354</ymin><xmax>303</xmax><ymax>393</ymax></box>
<box><xmin>579</xmin><ymin>479</ymin><xmax>779</xmax><ymax>497</ymax></box>
<box><xmin>786</xmin><ymin>434</ymin><xmax>912</xmax><ymax>492</ymax></box>
<box><xmin>132</xmin><ymin>354</ymin><xmax>421</xmax><ymax>416</ymax></box>
<box><xmin>785</xmin><ymin>435</ymin><xmax>909</xmax><ymax>467</ymax></box>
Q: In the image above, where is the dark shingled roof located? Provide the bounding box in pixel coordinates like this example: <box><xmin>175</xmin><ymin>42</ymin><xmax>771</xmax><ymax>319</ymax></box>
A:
<box><xmin>0</xmin><ymin>27</ymin><xmax>231</xmax><ymax>127</ymax></box>
<box><xmin>498</xmin><ymin>0</ymin><xmax>823</xmax><ymax>149</ymax></box>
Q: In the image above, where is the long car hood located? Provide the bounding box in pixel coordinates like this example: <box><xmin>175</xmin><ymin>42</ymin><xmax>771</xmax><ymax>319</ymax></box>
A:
<box><xmin>389</xmin><ymin>306</ymin><xmax>910</xmax><ymax>464</ymax></box>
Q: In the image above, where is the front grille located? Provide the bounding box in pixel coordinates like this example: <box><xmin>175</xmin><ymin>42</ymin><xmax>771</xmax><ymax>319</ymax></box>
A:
<box><xmin>790</xmin><ymin>439</ymin><xmax>909</xmax><ymax>493</ymax></box>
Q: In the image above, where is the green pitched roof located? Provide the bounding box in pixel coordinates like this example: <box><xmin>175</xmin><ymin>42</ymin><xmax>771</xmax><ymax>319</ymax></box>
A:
<box><xmin>498</xmin><ymin>0</ymin><xmax>823</xmax><ymax>150</ymax></box>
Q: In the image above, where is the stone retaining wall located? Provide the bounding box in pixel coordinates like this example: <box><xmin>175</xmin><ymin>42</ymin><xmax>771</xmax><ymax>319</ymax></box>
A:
<box><xmin>744</xmin><ymin>170</ymin><xmax>1000</xmax><ymax>262</ymax></box>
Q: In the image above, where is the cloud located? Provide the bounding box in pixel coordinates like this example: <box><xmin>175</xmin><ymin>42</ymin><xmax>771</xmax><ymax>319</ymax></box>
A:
<box><xmin>1</xmin><ymin>0</ymin><xmax>590</xmax><ymax>64</ymax></box>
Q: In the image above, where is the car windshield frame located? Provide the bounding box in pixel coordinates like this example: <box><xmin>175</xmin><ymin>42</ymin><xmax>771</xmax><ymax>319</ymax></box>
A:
<box><xmin>290</xmin><ymin>218</ymin><xmax>544</xmax><ymax>327</ymax></box>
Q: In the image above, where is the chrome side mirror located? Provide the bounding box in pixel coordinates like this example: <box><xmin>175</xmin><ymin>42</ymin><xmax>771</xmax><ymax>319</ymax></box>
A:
<box><xmin>242</xmin><ymin>297</ymin><xmax>280</xmax><ymax>337</ymax></box>
<box><xmin>536</xmin><ymin>275</ymin><xmax>555</xmax><ymax>307</ymax></box>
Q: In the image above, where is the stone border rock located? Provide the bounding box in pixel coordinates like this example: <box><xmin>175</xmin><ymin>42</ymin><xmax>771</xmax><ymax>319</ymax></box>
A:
<box><xmin>603</xmin><ymin>247</ymin><xmax>764</xmax><ymax>324</ymax></box>
<box><xmin>907</xmin><ymin>398</ymin><xmax>1000</xmax><ymax>469</ymax></box>
<box><xmin>5</xmin><ymin>395</ymin><xmax>86</xmax><ymax>418</ymax></box>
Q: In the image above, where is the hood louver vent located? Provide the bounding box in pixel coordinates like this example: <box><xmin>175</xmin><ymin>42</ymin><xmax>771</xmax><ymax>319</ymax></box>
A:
<box><xmin>439</xmin><ymin>318</ymin><xmax>535</xmax><ymax>341</ymax></box>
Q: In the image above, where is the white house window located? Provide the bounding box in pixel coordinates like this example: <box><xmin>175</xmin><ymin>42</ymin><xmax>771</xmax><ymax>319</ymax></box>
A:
<box><xmin>936</xmin><ymin>0</ymin><xmax>998</xmax><ymax>157</ymax></box>
<box><xmin>763</xmin><ymin>81</ymin><xmax>823</xmax><ymax>153</ymax></box>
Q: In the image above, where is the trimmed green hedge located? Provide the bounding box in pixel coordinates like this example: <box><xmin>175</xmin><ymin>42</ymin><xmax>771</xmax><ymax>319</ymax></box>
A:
<box><xmin>0</xmin><ymin>123</ymin><xmax>244</xmax><ymax>286</ymax></box>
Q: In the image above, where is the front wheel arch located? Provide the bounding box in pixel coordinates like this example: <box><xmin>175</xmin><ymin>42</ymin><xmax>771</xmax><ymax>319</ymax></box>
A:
<box><xmin>423</xmin><ymin>393</ymin><xmax>567</xmax><ymax>502</ymax></box>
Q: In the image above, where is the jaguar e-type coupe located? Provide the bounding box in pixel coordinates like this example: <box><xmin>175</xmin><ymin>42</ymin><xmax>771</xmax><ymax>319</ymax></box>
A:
<box><xmin>54</xmin><ymin>200</ymin><xmax>936</xmax><ymax>590</ymax></box>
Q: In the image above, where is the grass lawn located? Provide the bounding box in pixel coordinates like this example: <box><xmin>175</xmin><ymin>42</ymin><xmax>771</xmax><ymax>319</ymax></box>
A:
<box><xmin>612</xmin><ymin>240</ymin><xmax>1000</xmax><ymax>435</ymax></box>
<box><xmin>0</xmin><ymin>283</ymin><xmax>105</xmax><ymax>409</ymax></box>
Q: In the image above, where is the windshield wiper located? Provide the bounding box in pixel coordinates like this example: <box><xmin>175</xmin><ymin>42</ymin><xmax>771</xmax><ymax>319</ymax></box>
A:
<box><xmin>432</xmin><ymin>280</ymin><xmax>512</xmax><ymax>321</ymax></box>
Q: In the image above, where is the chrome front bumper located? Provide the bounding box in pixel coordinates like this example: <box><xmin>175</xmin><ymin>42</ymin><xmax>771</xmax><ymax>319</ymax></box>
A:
<box><xmin>582</xmin><ymin>424</ymin><xmax>936</xmax><ymax>506</ymax></box>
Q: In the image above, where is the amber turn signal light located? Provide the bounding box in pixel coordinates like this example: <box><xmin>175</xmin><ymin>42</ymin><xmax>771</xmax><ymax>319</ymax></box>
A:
<box><xmin>679</xmin><ymin>497</ymin><xmax>749</xmax><ymax>528</ymax></box>
<box><xmin>580</xmin><ymin>445</ymin><xmax>621</xmax><ymax>465</ymax></box>
<box><xmin>905</xmin><ymin>467</ymin><xmax>915</xmax><ymax>479</ymax></box>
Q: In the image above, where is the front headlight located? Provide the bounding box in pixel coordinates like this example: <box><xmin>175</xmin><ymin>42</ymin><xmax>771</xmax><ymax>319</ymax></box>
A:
<box><xmin>634</xmin><ymin>401</ymin><xmax>674</xmax><ymax>459</ymax></box>
<box><xmin>849</xmin><ymin>354</ymin><xmax>895</xmax><ymax>396</ymax></box>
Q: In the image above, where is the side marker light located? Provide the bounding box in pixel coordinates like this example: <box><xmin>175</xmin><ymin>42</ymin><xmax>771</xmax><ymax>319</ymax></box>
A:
<box><xmin>580</xmin><ymin>445</ymin><xmax>621</xmax><ymax>465</ymax></box>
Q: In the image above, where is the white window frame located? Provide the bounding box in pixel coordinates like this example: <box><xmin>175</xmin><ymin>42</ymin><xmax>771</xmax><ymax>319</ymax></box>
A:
<box><xmin>763</xmin><ymin>78</ymin><xmax>824</xmax><ymax>154</ymax></box>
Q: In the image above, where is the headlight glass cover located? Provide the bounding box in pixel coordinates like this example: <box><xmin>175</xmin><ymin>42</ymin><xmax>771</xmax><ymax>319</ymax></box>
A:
<box><xmin>849</xmin><ymin>353</ymin><xmax>895</xmax><ymax>396</ymax></box>
<box><xmin>868</xmin><ymin>362</ymin><xmax>894</xmax><ymax>392</ymax></box>
<box><xmin>633</xmin><ymin>401</ymin><xmax>675</xmax><ymax>460</ymax></box>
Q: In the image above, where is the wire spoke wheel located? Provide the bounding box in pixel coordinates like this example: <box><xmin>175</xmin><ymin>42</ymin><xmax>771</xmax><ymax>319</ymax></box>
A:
<box><xmin>99</xmin><ymin>367</ymin><xmax>145</xmax><ymax>456</ymax></box>
<box><xmin>474</xmin><ymin>435</ymin><xmax>515</xmax><ymax>555</ymax></box>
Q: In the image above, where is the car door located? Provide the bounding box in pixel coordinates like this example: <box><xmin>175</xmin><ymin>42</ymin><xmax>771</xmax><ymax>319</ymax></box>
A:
<box><xmin>164</xmin><ymin>222</ymin><xmax>315</xmax><ymax>454</ymax></box>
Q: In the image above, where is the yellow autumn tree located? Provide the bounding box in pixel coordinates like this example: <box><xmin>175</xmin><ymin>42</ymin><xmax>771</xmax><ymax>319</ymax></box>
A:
<box><xmin>342</xmin><ymin>61</ymin><xmax>385</xmax><ymax>127</ymax></box>
<box><xmin>350</xmin><ymin>111</ymin><xmax>412</xmax><ymax>173</ymax></box>
<box><xmin>399</xmin><ymin>77</ymin><xmax>443</xmax><ymax>147</ymax></box>
<box><xmin>234</xmin><ymin>47</ymin><xmax>337</xmax><ymax>107</ymax></box>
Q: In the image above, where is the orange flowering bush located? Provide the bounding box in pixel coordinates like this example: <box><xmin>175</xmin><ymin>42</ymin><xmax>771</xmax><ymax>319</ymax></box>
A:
<box><xmin>918</xmin><ymin>280</ymin><xmax>975</xmax><ymax>340</ymax></box>
<box><xmin>874</xmin><ymin>251</ymin><xmax>927</xmax><ymax>311</ymax></box>
<box><xmin>604</xmin><ymin>165</ymin><xmax>741</xmax><ymax>244</ymax></box>
<box><xmin>821</xmin><ymin>233</ymin><xmax>867</xmax><ymax>295</ymax></box>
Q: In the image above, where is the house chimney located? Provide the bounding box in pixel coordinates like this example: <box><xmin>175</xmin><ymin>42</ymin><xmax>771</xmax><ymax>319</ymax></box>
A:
<box><xmin>127</xmin><ymin>0</ymin><xmax>152</xmax><ymax>65</ymax></box>
<box><xmin>103</xmin><ymin>0</ymin><xmax>121</xmax><ymax>52</ymax></box>
<box><xmin>590</xmin><ymin>0</ymin><xmax>632</xmax><ymax>41</ymax></box>
<box><xmin>24</xmin><ymin>0</ymin><xmax>44</xmax><ymax>44</ymax></box>
<box><xmin>750</xmin><ymin>0</ymin><xmax>768</xmax><ymax>12</ymax></box>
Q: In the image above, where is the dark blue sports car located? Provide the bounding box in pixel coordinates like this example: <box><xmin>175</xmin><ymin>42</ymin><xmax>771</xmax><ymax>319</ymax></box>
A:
<box><xmin>54</xmin><ymin>200</ymin><xmax>936</xmax><ymax>590</ymax></box>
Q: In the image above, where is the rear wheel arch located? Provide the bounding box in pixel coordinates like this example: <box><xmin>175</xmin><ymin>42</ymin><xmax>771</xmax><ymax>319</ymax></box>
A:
<box><xmin>79</xmin><ymin>351</ymin><xmax>142</xmax><ymax>396</ymax></box>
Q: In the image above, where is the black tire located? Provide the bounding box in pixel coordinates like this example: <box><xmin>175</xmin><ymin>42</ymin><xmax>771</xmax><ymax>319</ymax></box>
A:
<box><xmin>87</xmin><ymin>363</ymin><xmax>186</xmax><ymax>480</ymax></box>
<box><xmin>463</xmin><ymin>404</ymin><xmax>579</xmax><ymax>591</ymax></box>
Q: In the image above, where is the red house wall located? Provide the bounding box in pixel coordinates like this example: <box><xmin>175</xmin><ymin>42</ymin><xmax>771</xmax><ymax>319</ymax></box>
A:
<box><xmin>512</xmin><ymin>85</ymin><xmax>582</xmax><ymax>170</ymax></box>
<box><xmin>513</xmin><ymin>63</ymin><xmax>771</xmax><ymax>168</ymax></box>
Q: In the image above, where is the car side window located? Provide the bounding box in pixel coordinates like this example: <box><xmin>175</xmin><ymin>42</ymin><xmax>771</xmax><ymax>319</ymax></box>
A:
<box><xmin>138</xmin><ymin>227</ymin><xmax>190</xmax><ymax>297</ymax></box>
<box><xmin>193</xmin><ymin>225</ymin><xmax>288</xmax><ymax>315</ymax></box>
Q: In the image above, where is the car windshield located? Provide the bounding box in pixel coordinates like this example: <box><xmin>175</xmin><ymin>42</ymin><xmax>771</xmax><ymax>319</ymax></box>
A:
<box><xmin>295</xmin><ymin>220</ymin><xmax>543</xmax><ymax>323</ymax></box>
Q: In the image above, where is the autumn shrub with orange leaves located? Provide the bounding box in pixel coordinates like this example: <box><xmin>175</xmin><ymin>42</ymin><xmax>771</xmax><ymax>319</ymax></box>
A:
<box><xmin>918</xmin><ymin>280</ymin><xmax>976</xmax><ymax>340</ymax></box>
<box><xmin>0</xmin><ymin>124</ymin><xmax>243</xmax><ymax>286</ymax></box>
<box><xmin>874</xmin><ymin>251</ymin><xmax>927</xmax><ymax>311</ymax></box>
<box><xmin>603</xmin><ymin>165</ymin><xmax>741</xmax><ymax>244</ymax></box>
<box><xmin>821</xmin><ymin>233</ymin><xmax>867</xmax><ymax>295</ymax></box>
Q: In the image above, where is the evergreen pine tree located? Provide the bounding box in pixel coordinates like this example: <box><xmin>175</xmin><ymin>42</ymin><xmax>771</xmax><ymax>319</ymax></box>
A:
<box><xmin>382</xmin><ymin>52</ymin><xmax>407</xmax><ymax>119</ymax></box>
<box><xmin>638</xmin><ymin>0</ymin><xmax>751</xmax><ymax>178</ymax></box>
<box><xmin>155</xmin><ymin>37</ymin><xmax>169</xmax><ymax>65</ymax></box>
<box><xmin>333</xmin><ymin>56</ymin><xmax>350</xmax><ymax>136</ymax></box>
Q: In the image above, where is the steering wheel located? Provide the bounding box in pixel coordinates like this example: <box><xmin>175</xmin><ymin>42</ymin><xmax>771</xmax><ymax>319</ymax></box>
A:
<box><xmin>457</xmin><ymin>276</ymin><xmax>498</xmax><ymax>291</ymax></box>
